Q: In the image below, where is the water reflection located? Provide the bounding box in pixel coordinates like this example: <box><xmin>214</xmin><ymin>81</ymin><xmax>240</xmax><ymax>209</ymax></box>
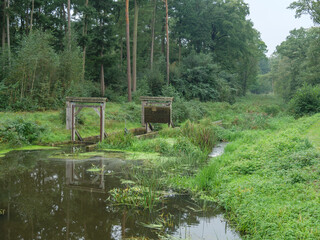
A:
<box><xmin>66</xmin><ymin>160</ymin><xmax>105</xmax><ymax>193</ymax></box>
<box><xmin>0</xmin><ymin>148</ymin><xmax>241</xmax><ymax>240</ymax></box>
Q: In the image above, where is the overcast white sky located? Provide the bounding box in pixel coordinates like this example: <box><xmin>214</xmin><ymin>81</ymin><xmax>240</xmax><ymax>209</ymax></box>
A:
<box><xmin>244</xmin><ymin>0</ymin><xmax>315</xmax><ymax>56</ymax></box>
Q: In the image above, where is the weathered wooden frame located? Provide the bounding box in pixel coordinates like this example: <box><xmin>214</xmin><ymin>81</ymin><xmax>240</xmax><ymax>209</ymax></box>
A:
<box><xmin>140</xmin><ymin>96</ymin><xmax>173</xmax><ymax>132</ymax></box>
<box><xmin>66</xmin><ymin>97</ymin><xmax>107</xmax><ymax>142</ymax></box>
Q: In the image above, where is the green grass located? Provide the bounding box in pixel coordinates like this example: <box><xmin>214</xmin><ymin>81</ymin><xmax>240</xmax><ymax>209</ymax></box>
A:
<box><xmin>192</xmin><ymin>113</ymin><xmax>320</xmax><ymax>239</ymax></box>
<box><xmin>306</xmin><ymin>120</ymin><xmax>320</xmax><ymax>152</ymax></box>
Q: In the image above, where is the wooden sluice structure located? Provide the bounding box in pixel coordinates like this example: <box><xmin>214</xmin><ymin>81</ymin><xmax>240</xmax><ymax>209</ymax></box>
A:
<box><xmin>66</xmin><ymin>97</ymin><xmax>107</xmax><ymax>142</ymax></box>
<box><xmin>140</xmin><ymin>96</ymin><xmax>174</xmax><ymax>132</ymax></box>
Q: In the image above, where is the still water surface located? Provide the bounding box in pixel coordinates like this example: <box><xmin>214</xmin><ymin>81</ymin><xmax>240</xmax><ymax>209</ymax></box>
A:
<box><xmin>0</xmin><ymin>147</ymin><xmax>240</xmax><ymax>240</ymax></box>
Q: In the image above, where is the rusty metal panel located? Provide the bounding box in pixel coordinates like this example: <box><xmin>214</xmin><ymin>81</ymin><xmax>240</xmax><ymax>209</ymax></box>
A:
<box><xmin>144</xmin><ymin>106</ymin><xmax>171</xmax><ymax>123</ymax></box>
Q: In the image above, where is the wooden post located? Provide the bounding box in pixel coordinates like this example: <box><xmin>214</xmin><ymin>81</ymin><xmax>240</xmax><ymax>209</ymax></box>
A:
<box><xmin>100</xmin><ymin>105</ymin><xmax>103</xmax><ymax>142</ymax></box>
<box><xmin>71</xmin><ymin>104</ymin><xmax>75</xmax><ymax>141</ymax></box>
<box><xmin>66</xmin><ymin>101</ymin><xmax>72</xmax><ymax>130</ymax></box>
<box><xmin>141</xmin><ymin>100</ymin><xmax>146</xmax><ymax>126</ymax></box>
<box><xmin>102</xmin><ymin>102</ymin><xmax>105</xmax><ymax>140</ymax></box>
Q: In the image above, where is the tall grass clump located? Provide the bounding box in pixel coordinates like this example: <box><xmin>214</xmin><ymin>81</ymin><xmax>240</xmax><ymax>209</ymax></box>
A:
<box><xmin>99</xmin><ymin>132</ymin><xmax>136</xmax><ymax>149</ymax></box>
<box><xmin>181</xmin><ymin>120</ymin><xmax>218</xmax><ymax>152</ymax></box>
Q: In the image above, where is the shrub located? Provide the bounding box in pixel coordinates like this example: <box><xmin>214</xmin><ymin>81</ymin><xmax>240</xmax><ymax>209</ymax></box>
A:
<box><xmin>289</xmin><ymin>84</ymin><xmax>320</xmax><ymax>117</ymax></box>
<box><xmin>0</xmin><ymin>118</ymin><xmax>45</xmax><ymax>146</ymax></box>
<box><xmin>161</xmin><ymin>85</ymin><xmax>209</xmax><ymax>124</ymax></box>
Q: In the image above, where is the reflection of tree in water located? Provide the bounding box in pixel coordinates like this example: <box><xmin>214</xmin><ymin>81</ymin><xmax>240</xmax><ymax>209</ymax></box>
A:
<box><xmin>0</xmin><ymin>150</ymin><xmax>226</xmax><ymax>240</ymax></box>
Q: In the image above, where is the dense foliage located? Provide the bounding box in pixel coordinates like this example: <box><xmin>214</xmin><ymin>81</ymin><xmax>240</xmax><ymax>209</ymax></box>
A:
<box><xmin>0</xmin><ymin>118</ymin><xmax>45</xmax><ymax>145</ymax></box>
<box><xmin>289</xmin><ymin>84</ymin><xmax>320</xmax><ymax>117</ymax></box>
<box><xmin>259</xmin><ymin>1</ymin><xmax>320</xmax><ymax>117</ymax></box>
<box><xmin>0</xmin><ymin>0</ymin><xmax>265</xmax><ymax>110</ymax></box>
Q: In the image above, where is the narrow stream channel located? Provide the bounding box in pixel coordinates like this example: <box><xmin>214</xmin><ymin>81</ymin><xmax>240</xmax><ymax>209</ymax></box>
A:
<box><xmin>0</xmin><ymin>144</ymin><xmax>240</xmax><ymax>240</ymax></box>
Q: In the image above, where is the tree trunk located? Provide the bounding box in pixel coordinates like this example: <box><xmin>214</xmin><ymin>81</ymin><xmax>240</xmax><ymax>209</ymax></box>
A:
<box><xmin>82</xmin><ymin>0</ymin><xmax>88</xmax><ymax>81</ymax></box>
<box><xmin>165</xmin><ymin>0</ymin><xmax>169</xmax><ymax>84</ymax></box>
<box><xmin>6</xmin><ymin>0</ymin><xmax>10</xmax><ymax>64</ymax></box>
<box><xmin>2</xmin><ymin>0</ymin><xmax>5</xmax><ymax>49</ymax></box>
<box><xmin>120</xmin><ymin>36</ymin><xmax>123</xmax><ymax>69</ymax></box>
<box><xmin>62</xmin><ymin>3</ymin><xmax>67</xmax><ymax>35</ymax></box>
<box><xmin>161</xmin><ymin>21</ymin><xmax>165</xmax><ymax>55</ymax></box>
<box><xmin>100</xmin><ymin>52</ymin><xmax>105</xmax><ymax>97</ymax></box>
<box><xmin>150</xmin><ymin>0</ymin><xmax>156</xmax><ymax>70</ymax></box>
<box><xmin>30</xmin><ymin>0</ymin><xmax>34</xmax><ymax>33</ymax></box>
<box><xmin>178</xmin><ymin>39</ymin><xmax>181</xmax><ymax>65</ymax></box>
<box><xmin>100</xmin><ymin>17</ymin><xmax>105</xmax><ymax>96</ymax></box>
<box><xmin>126</xmin><ymin>0</ymin><xmax>132</xmax><ymax>102</ymax></box>
<box><xmin>67</xmin><ymin>0</ymin><xmax>71</xmax><ymax>50</ymax></box>
<box><xmin>132</xmin><ymin>0</ymin><xmax>139</xmax><ymax>92</ymax></box>
<box><xmin>119</xmin><ymin>6</ymin><xmax>124</xmax><ymax>70</ymax></box>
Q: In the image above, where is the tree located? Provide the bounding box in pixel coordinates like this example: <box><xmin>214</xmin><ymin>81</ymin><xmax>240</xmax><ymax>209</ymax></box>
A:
<box><xmin>289</xmin><ymin>0</ymin><xmax>320</xmax><ymax>23</ymax></box>
<box><xmin>30</xmin><ymin>0</ymin><xmax>34</xmax><ymax>32</ymax></box>
<box><xmin>82</xmin><ymin>0</ymin><xmax>89</xmax><ymax>81</ymax></box>
<box><xmin>270</xmin><ymin>28</ymin><xmax>316</xmax><ymax>100</ymax></box>
<box><xmin>1</xmin><ymin>0</ymin><xmax>5</xmax><ymax>49</ymax></box>
<box><xmin>165</xmin><ymin>0</ymin><xmax>169</xmax><ymax>84</ymax></box>
<box><xmin>125</xmin><ymin>0</ymin><xmax>131</xmax><ymax>101</ymax></box>
<box><xmin>132</xmin><ymin>0</ymin><xmax>139</xmax><ymax>92</ymax></box>
<box><xmin>150</xmin><ymin>0</ymin><xmax>156</xmax><ymax>70</ymax></box>
<box><xmin>6</xmin><ymin>0</ymin><xmax>10</xmax><ymax>63</ymax></box>
<box><xmin>67</xmin><ymin>0</ymin><xmax>71</xmax><ymax>50</ymax></box>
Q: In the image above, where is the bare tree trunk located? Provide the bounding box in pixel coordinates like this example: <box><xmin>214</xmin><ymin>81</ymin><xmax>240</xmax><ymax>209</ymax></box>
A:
<box><xmin>132</xmin><ymin>0</ymin><xmax>139</xmax><ymax>92</ymax></box>
<box><xmin>6</xmin><ymin>0</ymin><xmax>10</xmax><ymax>64</ymax></box>
<box><xmin>165</xmin><ymin>0</ymin><xmax>169</xmax><ymax>84</ymax></box>
<box><xmin>100</xmin><ymin>17</ymin><xmax>105</xmax><ymax>96</ymax></box>
<box><xmin>120</xmin><ymin>36</ymin><xmax>123</xmax><ymax>68</ymax></box>
<box><xmin>30</xmin><ymin>0</ymin><xmax>34</xmax><ymax>33</ymax></box>
<box><xmin>62</xmin><ymin>3</ymin><xmax>67</xmax><ymax>35</ymax></box>
<box><xmin>161</xmin><ymin>21</ymin><xmax>165</xmax><ymax>55</ymax></box>
<box><xmin>150</xmin><ymin>0</ymin><xmax>156</xmax><ymax>70</ymax></box>
<box><xmin>119</xmin><ymin>2</ymin><xmax>124</xmax><ymax>69</ymax></box>
<box><xmin>67</xmin><ymin>0</ymin><xmax>71</xmax><ymax>50</ymax></box>
<box><xmin>126</xmin><ymin>0</ymin><xmax>132</xmax><ymax>102</ymax></box>
<box><xmin>100</xmin><ymin>52</ymin><xmax>105</xmax><ymax>96</ymax></box>
<box><xmin>2</xmin><ymin>0</ymin><xmax>5</xmax><ymax>49</ymax></box>
<box><xmin>178</xmin><ymin>39</ymin><xmax>181</xmax><ymax>65</ymax></box>
<box><xmin>82</xmin><ymin>0</ymin><xmax>88</xmax><ymax>81</ymax></box>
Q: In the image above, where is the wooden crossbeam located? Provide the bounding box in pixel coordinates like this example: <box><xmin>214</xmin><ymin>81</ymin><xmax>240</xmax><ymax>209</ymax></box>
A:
<box><xmin>66</xmin><ymin>97</ymin><xmax>107</xmax><ymax>103</ymax></box>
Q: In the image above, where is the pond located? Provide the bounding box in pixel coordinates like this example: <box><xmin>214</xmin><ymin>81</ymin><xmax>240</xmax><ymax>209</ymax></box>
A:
<box><xmin>0</xmin><ymin>146</ymin><xmax>240</xmax><ymax>240</ymax></box>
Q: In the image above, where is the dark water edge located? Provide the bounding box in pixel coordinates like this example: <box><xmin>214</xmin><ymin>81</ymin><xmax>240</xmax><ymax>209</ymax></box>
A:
<box><xmin>0</xmin><ymin>146</ymin><xmax>240</xmax><ymax>240</ymax></box>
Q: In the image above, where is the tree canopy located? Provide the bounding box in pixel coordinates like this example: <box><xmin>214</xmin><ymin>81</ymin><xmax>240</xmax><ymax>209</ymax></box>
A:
<box><xmin>0</xmin><ymin>0</ymin><xmax>266</xmax><ymax>110</ymax></box>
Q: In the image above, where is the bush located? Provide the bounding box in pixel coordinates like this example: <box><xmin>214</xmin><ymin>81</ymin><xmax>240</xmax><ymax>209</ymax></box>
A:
<box><xmin>0</xmin><ymin>118</ymin><xmax>45</xmax><ymax>146</ymax></box>
<box><xmin>161</xmin><ymin>85</ymin><xmax>209</xmax><ymax>124</ymax></box>
<box><xmin>289</xmin><ymin>84</ymin><xmax>320</xmax><ymax>117</ymax></box>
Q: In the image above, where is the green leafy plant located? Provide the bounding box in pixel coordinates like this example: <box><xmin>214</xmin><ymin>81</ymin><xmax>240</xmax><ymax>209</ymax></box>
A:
<box><xmin>0</xmin><ymin>118</ymin><xmax>45</xmax><ymax>146</ymax></box>
<box><xmin>289</xmin><ymin>84</ymin><xmax>320</xmax><ymax>117</ymax></box>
